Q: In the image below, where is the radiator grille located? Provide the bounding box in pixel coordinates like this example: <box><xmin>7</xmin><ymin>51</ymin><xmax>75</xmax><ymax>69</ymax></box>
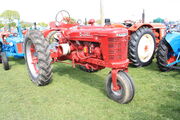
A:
<box><xmin>108</xmin><ymin>37</ymin><xmax>125</xmax><ymax>60</ymax></box>
<box><xmin>16</xmin><ymin>43</ymin><xmax>23</xmax><ymax>53</ymax></box>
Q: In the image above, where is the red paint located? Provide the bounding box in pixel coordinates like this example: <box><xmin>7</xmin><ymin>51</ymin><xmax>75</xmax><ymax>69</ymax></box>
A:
<box><xmin>111</xmin><ymin>69</ymin><xmax>120</xmax><ymax>91</ymax></box>
<box><xmin>44</xmin><ymin>21</ymin><xmax>130</xmax><ymax>90</ymax></box>
<box><xmin>144</xmin><ymin>45</ymin><xmax>148</xmax><ymax>51</ymax></box>
<box><xmin>112</xmin><ymin>23</ymin><xmax>166</xmax><ymax>47</ymax></box>
<box><xmin>17</xmin><ymin>43</ymin><xmax>23</xmax><ymax>53</ymax></box>
<box><xmin>167</xmin><ymin>56</ymin><xmax>176</xmax><ymax>64</ymax></box>
<box><xmin>30</xmin><ymin>45</ymin><xmax>39</xmax><ymax>73</ymax></box>
<box><xmin>88</xmin><ymin>19</ymin><xmax>95</xmax><ymax>26</ymax></box>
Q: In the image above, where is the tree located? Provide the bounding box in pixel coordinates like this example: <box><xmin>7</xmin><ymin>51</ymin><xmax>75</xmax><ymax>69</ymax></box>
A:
<box><xmin>0</xmin><ymin>21</ymin><xmax>4</xmax><ymax>28</ymax></box>
<box><xmin>37</xmin><ymin>22</ymin><xmax>48</xmax><ymax>27</ymax></box>
<box><xmin>0</xmin><ymin>10</ymin><xmax>20</xmax><ymax>23</ymax></box>
<box><xmin>0</xmin><ymin>10</ymin><xmax>20</xmax><ymax>31</ymax></box>
<box><xmin>21</xmin><ymin>21</ymin><xmax>33</xmax><ymax>28</ymax></box>
<box><xmin>9</xmin><ymin>22</ymin><xmax>16</xmax><ymax>27</ymax></box>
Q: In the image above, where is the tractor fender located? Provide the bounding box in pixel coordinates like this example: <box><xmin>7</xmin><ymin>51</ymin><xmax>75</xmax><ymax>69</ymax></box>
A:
<box><xmin>128</xmin><ymin>23</ymin><xmax>166</xmax><ymax>31</ymax></box>
<box><xmin>42</xmin><ymin>29</ymin><xmax>56</xmax><ymax>38</ymax></box>
<box><xmin>165</xmin><ymin>32</ymin><xmax>180</xmax><ymax>55</ymax></box>
<box><xmin>128</xmin><ymin>23</ymin><xmax>166</xmax><ymax>44</ymax></box>
<box><xmin>128</xmin><ymin>23</ymin><xmax>153</xmax><ymax>32</ymax></box>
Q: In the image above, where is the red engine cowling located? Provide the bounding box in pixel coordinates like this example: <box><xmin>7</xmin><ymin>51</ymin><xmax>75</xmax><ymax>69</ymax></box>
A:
<box><xmin>46</xmin><ymin>25</ymin><xmax>129</xmax><ymax>70</ymax></box>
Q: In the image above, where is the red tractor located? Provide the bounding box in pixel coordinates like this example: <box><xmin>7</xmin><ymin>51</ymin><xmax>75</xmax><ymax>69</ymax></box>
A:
<box><xmin>112</xmin><ymin>20</ymin><xmax>166</xmax><ymax>67</ymax></box>
<box><xmin>24</xmin><ymin>10</ymin><xmax>135</xmax><ymax>104</ymax></box>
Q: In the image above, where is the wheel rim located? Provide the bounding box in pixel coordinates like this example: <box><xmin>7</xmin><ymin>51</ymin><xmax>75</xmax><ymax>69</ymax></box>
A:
<box><xmin>111</xmin><ymin>82</ymin><xmax>122</xmax><ymax>96</ymax></box>
<box><xmin>26</xmin><ymin>40</ymin><xmax>39</xmax><ymax>78</ymax></box>
<box><xmin>137</xmin><ymin>34</ymin><xmax>155</xmax><ymax>62</ymax></box>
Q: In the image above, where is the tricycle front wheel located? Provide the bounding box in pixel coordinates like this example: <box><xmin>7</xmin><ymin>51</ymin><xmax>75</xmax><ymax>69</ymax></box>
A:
<box><xmin>105</xmin><ymin>71</ymin><xmax>135</xmax><ymax>104</ymax></box>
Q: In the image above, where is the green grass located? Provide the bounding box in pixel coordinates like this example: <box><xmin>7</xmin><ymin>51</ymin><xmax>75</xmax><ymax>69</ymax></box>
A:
<box><xmin>0</xmin><ymin>58</ymin><xmax>180</xmax><ymax>120</ymax></box>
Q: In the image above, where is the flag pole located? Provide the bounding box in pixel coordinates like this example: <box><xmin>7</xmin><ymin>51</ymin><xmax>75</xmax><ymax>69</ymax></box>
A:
<box><xmin>100</xmin><ymin>0</ymin><xmax>104</xmax><ymax>26</ymax></box>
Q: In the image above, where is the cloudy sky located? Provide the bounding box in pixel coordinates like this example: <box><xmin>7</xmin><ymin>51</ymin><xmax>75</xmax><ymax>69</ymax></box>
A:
<box><xmin>0</xmin><ymin>0</ymin><xmax>179</xmax><ymax>23</ymax></box>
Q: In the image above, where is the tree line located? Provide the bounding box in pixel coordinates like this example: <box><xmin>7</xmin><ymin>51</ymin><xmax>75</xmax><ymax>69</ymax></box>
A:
<box><xmin>0</xmin><ymin>10</ymin><xmax>48</xmax><ymax>29</ymax></box>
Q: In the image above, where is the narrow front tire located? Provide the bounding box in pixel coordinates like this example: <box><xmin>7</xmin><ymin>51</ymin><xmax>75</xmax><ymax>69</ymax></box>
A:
<box><xmin>105</xmin><ymin>71</ymin><xmax>135</xmax><ymax>104</ymax></box>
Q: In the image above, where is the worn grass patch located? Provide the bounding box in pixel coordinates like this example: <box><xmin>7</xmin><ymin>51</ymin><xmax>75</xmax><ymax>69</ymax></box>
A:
<box><xmin>0</xmin><ymin>58</ymin><xmax>180</xmax><ymax>120</ymax></box>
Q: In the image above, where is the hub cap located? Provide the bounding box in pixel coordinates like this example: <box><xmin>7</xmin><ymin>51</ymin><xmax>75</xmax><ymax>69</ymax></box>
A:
<box><xmin>138</xmin><ymin>34</ymin><xmax>155</xmax><ymax>62</ymax></box>
<box><xmin>111</xmin><ymin>83</ymin><xmax>122</xmax><ymax>96</ymax></box>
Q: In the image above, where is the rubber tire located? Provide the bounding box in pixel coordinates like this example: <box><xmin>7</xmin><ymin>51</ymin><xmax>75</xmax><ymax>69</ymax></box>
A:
<box><xmin>105</xmin><ymin>71</ymin><xmax>135</xmax><ymax>104</ymax></box>
<box><xmin>1</xmin><ymin>52</ymin><xmax>10</xmax><ymax>70</ymax></box>
<box><xmin>0</xmin><ymin>42</ymin><xmax>2</xmax><ymax>63</ymax></box>
<box><xmin>156</xmin><ymin>39</ymin><xmax>172</xmax><ymax>72</ymax></box>
<box><xmin>46</xmin><ymin>31</ymin><xmax>58</xmax><ymax>43</ymax></box>
<box><xmin>79</xmin><ymin>65</ymin><xmax>98</xmax><ymax>73</ymax></box>
<box><xmin>24</xmin><ymin>30</ymin><xmax>52</xmax><ymax>86</ymax></box>
<box><xmin>128</xmin><ymin>27</ymin><xmax>156</xmax><ymax>67</ymax></box>
<box><xmin>0</xmin><ymin>56</ymin><xmax>2</xmax><ymax>63</ymax></box>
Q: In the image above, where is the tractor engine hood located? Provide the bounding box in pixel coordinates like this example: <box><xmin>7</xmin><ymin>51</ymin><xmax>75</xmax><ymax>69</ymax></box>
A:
<box><xmin>6</xmin><ymin>36</ymin><xmax>24</xmax><ymax>43</ymax></box>
<box><xmin>65</xmin><ymin>26</ymin><xmax>128</xmax><ymax>40</ymax></box>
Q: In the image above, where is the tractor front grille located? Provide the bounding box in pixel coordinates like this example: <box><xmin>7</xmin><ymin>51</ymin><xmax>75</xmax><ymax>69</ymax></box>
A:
<box><xmin>16</xmin><ymin>43</ymin><xmax>23</xmax><ymax>53</ymax></box>
<box><xmin>108</xmin><ymin>37</ymin><xmax>128</xmax><ymax>61</ymax></box>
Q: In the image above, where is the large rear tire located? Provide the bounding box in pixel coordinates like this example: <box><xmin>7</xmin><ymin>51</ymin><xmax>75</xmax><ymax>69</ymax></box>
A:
<box><xmin>128</xmin><ymin>27</ymin><xmax>156</xmax><ymax>67</ymax></box>
<box><xmin>1</xmin><ymin>52</ymin><xmax>10</xmax><ymax>70</ymax></box>
<box><xmin>105</xmin><ymin>71</ymin><xmax>135</xmax><ymax>104</ymax></box>
<box><xmin>46</xmin><ymin>31</ymin><xmax>58</xmax><ymax>43</ymax></box>
<box><xmin>156</xmin><ymin>39</ymin><xmax>175</xmax><ymax>71</ymax></box>
<box><xmin>24</xmin><ymin>30</ymin><xmax>52</xmax><ymax>86</ymax></box>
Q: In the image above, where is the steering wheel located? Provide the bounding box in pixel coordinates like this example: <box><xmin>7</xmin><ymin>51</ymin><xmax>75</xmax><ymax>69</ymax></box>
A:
<box><xmin>55</xmin><ymin>10</ymin><xmax>71</xmax><ymax>25</ymax></box>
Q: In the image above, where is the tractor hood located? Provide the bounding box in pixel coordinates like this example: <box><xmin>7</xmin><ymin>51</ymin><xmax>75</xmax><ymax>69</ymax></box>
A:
<box><xmin>6</xmin><ymin>35</ymin><xmax>24</xmax><ymax>44</ymax></box>
<box><xmin>65</xmin><ymin>26</ymin><xmax>128</xmax><ymax>40</ymax></box>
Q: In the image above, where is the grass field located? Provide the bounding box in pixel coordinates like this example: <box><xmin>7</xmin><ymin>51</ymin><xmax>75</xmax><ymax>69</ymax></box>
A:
<box><xmin>0</xmin><ymin>58</ymin><xmax>180</xmax><ymax>120</ymax></box>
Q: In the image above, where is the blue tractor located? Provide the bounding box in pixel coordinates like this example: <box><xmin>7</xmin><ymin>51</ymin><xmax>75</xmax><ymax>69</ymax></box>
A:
<box><xmin>156</xmin><ymin>25</ymin><xmax>180</xmax><ymax>71</ymax></box>
<box><xmin>0</xmin><ymin>20</ymin><xmax>24</xmax><ymax>70</ymax></box>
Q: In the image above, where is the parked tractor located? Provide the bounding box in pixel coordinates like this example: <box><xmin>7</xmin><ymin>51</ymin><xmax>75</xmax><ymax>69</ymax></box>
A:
<box><xmin>112</xmin><ymin>20</ymin><xmax>166</xmax><ymax>67</ymax></box>
<box><xmin>24</xmin><ymin>10</ymin><xmax>135</xmax><ymax>104</ymax></box>
<box><xmin>156</xmin><ymin>25</ymin><xmax>180</xmax><ymax>71</ymax></box>
<box><xmin>0</xmin><ymin>20</ymin><xmax>24</xmax><ymax>70</ymax></box>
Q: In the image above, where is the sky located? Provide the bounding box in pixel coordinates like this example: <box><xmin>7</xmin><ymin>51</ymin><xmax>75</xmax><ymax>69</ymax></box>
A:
<box><xmin>0</xmin><ymin>0</ymin><xmax>179</xmax><ymax>23</ymax></box>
